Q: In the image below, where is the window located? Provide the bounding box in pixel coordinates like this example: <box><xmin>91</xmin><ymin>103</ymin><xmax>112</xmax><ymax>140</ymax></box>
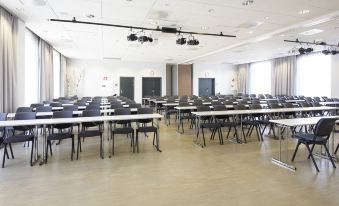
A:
<box><xmin>53</xmin><ymin>50</ymin><xmax>61</xmax><ymax>98</ymax></box>
<box><xmin>249</xmin><ymin>61</ymin><xmax>272</xmax><ymax>94</ymax></box>
<box><xmin>296</xmin><ymin>53</ymin><xmax>331</xmax><ymax>97</ymax></box>
<box><xmin>24</xmin><ymin>29</ymin><xmax>39</xmax><ymax>105</ymax></box>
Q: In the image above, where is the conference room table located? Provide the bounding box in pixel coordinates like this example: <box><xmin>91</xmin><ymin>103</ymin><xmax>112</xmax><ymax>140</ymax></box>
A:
<box><xmin>269</xmin><ymin>116</ymin><xmax>339</xmax><ymax>171</ymax></box>
<box><xmin>190</xmin><ymin>106</ymin><xmax>339</xmax><ymax>147</ymax></box>
<box><xmin>0</xmin><ymin>113</ymin><xmax>162</xmax><ymax>165</ymax></box>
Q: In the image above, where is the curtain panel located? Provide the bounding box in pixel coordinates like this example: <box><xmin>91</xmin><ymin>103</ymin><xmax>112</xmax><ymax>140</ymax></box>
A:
<box><xmin>38</xmin><ymin>39</ymin><xmax>54</xmax><ymax>102</ymax></box>
<box><xmin>237</xmin><ymin>63</ymin><xmax>249</xmax><ymax>94</ymax></box>
<box><xmin>271</xmin><ymin>56</ymin><xmax>296</xmax><ymax>96</ymax></box>
<box><xmin>0</xmin><ymin>7</ymin><xmax>18</xmax><ymax>113</ymax></box>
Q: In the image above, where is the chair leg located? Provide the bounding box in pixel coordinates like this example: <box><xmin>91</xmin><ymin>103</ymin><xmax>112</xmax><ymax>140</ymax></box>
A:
<box><xmin>45</xmin><ymin>140</ymin><xmax>49</xmax><ymax>164</ymax></box>
<box><xmin>112</xmin><ymin>132</ymin><xmax>115</xmax><ymax>156</ymax></box>
<box><xmin>30</xmin><ymin>140</ymin><xmax>34</xmax><ymax>166</ymax></box>
<box><xmin>323</xmin><ymin>144</ymin><xmax>336</xmax><ymax>169</ymax></box>
<box><xmin>201</xmin><ymin>128</ymin><xmax>206</xmax><ymax>147</ymax></box>
<box><xmin>218</xmin><ymin>128</ymin><xmax>223</xmax><ymax>145</ymax></box>
<box><xmin>305</xmin><ymin>144</ymin><xmax>319</xmax><ymax>172</ymax></box>
<box><xmin>308</xmin><ymin>144</ymin><xmax>315</xmax><ymax>159</ymax></box>
<box><xmin>9</xmin><ymin>143</ymin><xmax>14</xmax><ymax>159</ymax></box>
<box><xmin>2</xmin><ymin>144</ymin><xmax>7</xmax><ymax>168</ymax></box>
<box><xmin>100</xmin><ymin>133</ymin><xmax>103</xmax><ymax>159</ymax></box>
<box><xmin>132</xmin><ymin>131</ymin><xmax>135</xmax><ymax>153</ymax></box>
<box><xmin>136</xmin><ymin>131</ymin><xmax>139</xmax><ymax>153</ymax></box>
<box><xmin>71</xmin><ymin>137</ymin><xmax>74</xmax><ymax>161</ymax></box>
<box><xmin>77</xmin><ymin>137</ymin><xmax>80</xmax><ymax>160</ymax></box>
<box><xmin>291</xmin><ymin>142</ymin><xmax>301</xmax><ymax>161</ymax></box>
<box><xmin>48</xmin><ymin>141</ymin><xmax>53</xmax><ymax>156</ymax></box>
<box><xmin>334</xmin><ymin>143</ymin><xmax>339</xmax><ymax>155</ymax></box>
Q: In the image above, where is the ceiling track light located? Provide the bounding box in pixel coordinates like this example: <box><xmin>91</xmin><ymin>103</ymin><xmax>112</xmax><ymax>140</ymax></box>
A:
<box><xmin>284</xmin><ymin>39</ymin><xmax>339</xmax><ymax>48</ymax></box>
<box><xmin>50</xmin><ymin>17</ymin><xmax>236</xmax><ymax>38</ymax></box>
<box><xmin>285</xmin><ymin>38</ymin><xmax>339</xmax><ymax>55</ymax></box>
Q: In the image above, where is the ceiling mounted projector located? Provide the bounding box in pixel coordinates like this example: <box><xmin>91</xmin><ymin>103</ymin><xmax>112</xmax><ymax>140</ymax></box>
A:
<box><xmin>322</xmin><ymin>50</ymin><xmax>330</xmax><ymax>55</ymax></box>
<box><xmin>176</xmin><ymin>34</ymin><xmax>186</xmax><ymax>45</ymax></box>
<box><xmin>127</xmin><ymin>33</ymin><xmax>138</xmax><ymax>41</ymax></box>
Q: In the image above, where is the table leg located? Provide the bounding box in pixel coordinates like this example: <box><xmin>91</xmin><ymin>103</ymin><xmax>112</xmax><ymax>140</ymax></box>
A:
<box><xmin>155</xmin><ymin>118</ymin><xmax>162</xmax><ymax>152</ymax></box>
<box><xmin>271</xmin><ymin>125</ymin><xmax>296</xmax><ymax>171</ymax></box>
<box><xmin>39</xmin><ymin>124</ymin><xmax>47</xmax><ymax>165</ymax></box>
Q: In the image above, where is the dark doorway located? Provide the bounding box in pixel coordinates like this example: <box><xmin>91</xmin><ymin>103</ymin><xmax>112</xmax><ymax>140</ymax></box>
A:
<box><xmin>199</xmin><ymin>78</ymin><xmax>215</xmax><ymax>96</ymax></box>
<box><xmin>120</xmin><ymin>77</ymin><xmax>134</xmax><ymax>100</ymax></box>
<box><xmin>142</xmin><ymin>77</ymin><xmax>162</xmax><ymax>97</ymax></box>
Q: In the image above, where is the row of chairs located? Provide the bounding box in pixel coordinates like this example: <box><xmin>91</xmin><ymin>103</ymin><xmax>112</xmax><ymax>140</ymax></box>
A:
<box><xmin>0</xmin><ymin>107</ymin><xmax>158</xmax><ymax>168</ymax></box>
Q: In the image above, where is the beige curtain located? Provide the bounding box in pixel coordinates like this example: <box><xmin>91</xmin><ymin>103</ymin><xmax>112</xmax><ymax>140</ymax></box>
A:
<box><xmin>60</xmin><ymin>54</ymin><xmax>67</xmax><ymax>97</ymax></box>
<box><xmin>271</xmin><ymin>56</ymin><xmax>296</xmax><ymax>96</ymax></box>
<box><xmin>0</xmin><ymin>7</ymin><xmax>18</xmax><ymax>113</ymax></box>
<box><xmin>39</xmin><ymin>39</ymin><xmax>54</xmax><ymax>101</ymax></box>
<box><xmin>237</xmin><ymin>64</ymin><xmax>249</xmax><ymax>94</ymax></box>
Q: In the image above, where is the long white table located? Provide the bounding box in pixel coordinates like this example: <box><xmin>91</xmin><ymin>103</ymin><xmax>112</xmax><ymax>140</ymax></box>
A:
<box><xmin>269</xmin><ymin>116</ymin><xmax>339</xmax><ymax>171</ymax></box>
<box><xmin>190</xmin><ymin>106</ymin><xmax>338</xmax><ymax>146</ymax></box>
<box><xmin>0</xmin><ymin>113</ymin><xmax>162</xmax><ymax>165</ymax></box>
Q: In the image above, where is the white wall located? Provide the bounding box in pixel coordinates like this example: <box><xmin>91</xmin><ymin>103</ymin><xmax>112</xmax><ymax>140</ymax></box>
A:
<box><xmin>66</xmin><ymin>59</ymin><xmax>166</xmax><ymax>103</ymax></box>
<box><xmin>193</xmin><ymin>63</ymin><xmax>237</xmax><ymax>96</ymax></box>
<box><xmin>331</xmin><ymin>55</ymin><xmax>339</xmax><ymax>98</ymax></box>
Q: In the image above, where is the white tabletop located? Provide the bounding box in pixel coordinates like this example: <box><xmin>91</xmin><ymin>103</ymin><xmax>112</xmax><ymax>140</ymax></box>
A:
<box><xmin>0</xmin><ymin>114</ymin><xmax>162</xmax><ymax>127</ymax></box>
<box><xmin>270</xmin><ymin>116</ymin><xmax>339</xmax><ymax>127</ymax></box>
<box><xmin>191</xmin><ymin>106</ymin><xmax>338</xmax><ymax>117</ymax></box>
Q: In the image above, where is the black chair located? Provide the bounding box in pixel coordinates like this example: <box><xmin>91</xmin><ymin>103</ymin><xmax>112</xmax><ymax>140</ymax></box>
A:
<box><xmin>63</xmin><ymin>105</ymin><xmax>78</xmax><ymax>112</ymax></box>
<box><xmin>50</xmin><ymin>102</ymin><xmax>62</xmax><ymax>107</ymax></box>
<box><xmin>196</xmin><ymin>106</ymin><xmax>223</xmax><ymax>146</ymax></box>
<box><xmin>109</xmin><ymin>108</ymin><xmax>134</xmax><ymax>156</ymax></box>
<box><xmin>16</xmin><ymin>107</ymin><xmax>32</xmax><ymax>113</ymax></box>
<box><xmin>213</xmin><ymin>105</ymin><xmax>239</xmax><ymax>141</ymax></box>
<box><xmin>86</xmin><ymin>105</ymin><xmax>101</xmax><ymax>111</ymax></box>
<box><xmin>77</xmin><ymin>110</ymin><xmax>103</xmax><ymax>160</ymax></box>
<box><xmin>129</xmin><ymin>103</ymin><xmax>142</xmax><ymax>109</ymax></box>
<box><xmin>2</xmin><ymin>112</ymin><xmax>36</xmax><ymax>168</ymax></box>
<box><xmin>178</xmin><ymin>102</ymin><xmax>195</xmax><ymax>132</ymax></box>
<box><xmin>0</xmin><ymin>113</ymin><xmax>7</xmax><ymax>147</ymax></box>
<box><xmin>30</xmin><ymin>103</ymin><xmax>44</xmax><ymax>109</ymax></box>
<box><xmin>135</xmin><ymin>108</ymin><xmax>160</xmax><ymax>153</ymax></box>
<box><xmin>292</xmin><ymin>118</ymin><xmax>337</xmax><ymax>172</ymax></box>
<box><xmin>46</xmin><ymin>111</ymin><xmax>75</xmax><ymax>163</ymax></box>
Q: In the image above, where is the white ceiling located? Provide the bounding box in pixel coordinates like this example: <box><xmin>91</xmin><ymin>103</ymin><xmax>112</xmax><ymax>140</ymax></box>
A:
<box><xmin>1</xmin><ymin>0</ymin><xmax>339</xmax><ymax>64</ymax></box>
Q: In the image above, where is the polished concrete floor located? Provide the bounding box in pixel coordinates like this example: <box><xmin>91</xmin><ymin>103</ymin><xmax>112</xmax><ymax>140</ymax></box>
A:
<box><xmin>0</xmin><ymin>120</ymin><xmax>339</xmax><ymax>206</ymax></box>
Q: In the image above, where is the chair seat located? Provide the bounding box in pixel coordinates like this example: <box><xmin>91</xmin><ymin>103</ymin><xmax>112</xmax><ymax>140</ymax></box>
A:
<box><xmin>79</xmin><ymin>130</ymin><xmax>101</xmax><ymax>138</ymax></box>
<box><xmin>292</xmin><ymin>133</ymin><xmax>327</xmax><ymax>144</ymax></box>
<box><xmin>4</xmin><ymin>134</ymin><xmax>34</xmax><ymax>143</ymax></box>
<box><xmin>200</xmin><ymin>123</ymin><xmax>220</xmax><ymax>129</ymax></box>
<box><xmin>219</xmin><ymin>121</ymin><xmax>237</xmax><ymax>127</ymax></box>
<box><xmin>48</xmin><ymin>133</ymin><xmax>73</xmax><ymax>141</ymax></box>
<box><xmin>113</xmin><ymin>127</ymin><xmax>134</xmax><ymax>134</ymax></box>
<box><xmin>137</xmin><ymin>126</ymin><xmax>157</xmax><ymax>133</ymax></box>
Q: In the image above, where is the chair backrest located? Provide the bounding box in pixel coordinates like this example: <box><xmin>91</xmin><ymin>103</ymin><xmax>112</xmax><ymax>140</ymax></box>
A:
<box><xmin>111</xmin><ymin>104</ymin><xmax>124</xmax><ymax>109</ymax></box>
<box><xmin>13</xmin><ymin>112</ymin><xmax>36</xmax><ymax>131</ymax></box>
<box><xmin>36</xmin><ymin>106</ymin><xmax>52</xmax><ymax>112</ymax></box>
<box><xmin>137</xmin><ymin>108</ymin><xmax>153</xmax><ymax>114</ymax></box>
<box><xmin>63</xmin><ymin>105</ymin><xmax>78</xmax><ymax>111</ymax></box>
<box><xmin>114</xmin><ymin>108</ymin><xmax>131</xmax><ymax>116</ymax></box>
<box><xmin>311</xmin><ymin>102</ymin><xmax>321</xmax><ymax>107</ymax></box>
<box><xmin>234</xmin><ymin>104</ymin><xmax>247</xmax><ymax>110</ymax></box>
<box><xmin>283</xmin><ymin>103</ymin><xmax>295</xmax><ymax>108</ymax></box>
<box><xmin>30</xmin><ymin>103</ymin><xmax>44</xmax><ymax>108</ymax></box>
<box><xmin>82</xmin><ymin>110</ymin><xmax>100</xmax><ymax>117</ymax></box>
<box><xmin>0</xmin><ymin>113</ymin><xmax>7</xmax><ymax>121</ymax></box>
<box><xmin>251</xmin><ymin>100</ymin><xmax>260</xmax><ymax>104</ymax></box>
<box><xmin>197</xmin><ymin>106</ymin><xmax>211</xmax><ymax>112</ymax></box>
<box><xmin>211</xmin><ymin>101</ymin><xmax>222</xmax><ymax>105</ymax></box>
<box><xmin>53</xmin><ymin>111</ymin><xmax>73</xmax><ymax>119</ymax></box>
<box><xmin>250</xmin><ymin>104</ymin><xmax>262</xmax><ymax>110</ymax></box>
<box><xmin>179</xmin><ymin>102</ymin><xmax>190</xmax><ymax>106</ymax></box>
<box><xmin>75</xmin><ymin>102</ymin><xmax>87</xmax><ymax>106</ymax></box>
<box><xmin>16</xmin><ymin>107</ymin><xmax>32</xmax><ymax>113</ymax></box>
<box><xmin>300</xmin><ymin>102</ymin><xmax>311</xmax><ymax>107</ymax></box>
<box><xmin>50</xmin><ymin>102</ymin><xmax>62</xmax><ymax>107</ymax></box>
<box><xmin>129</xmin><ymin>104</ymin><xmax>142</xmax><ymax>109</ymax></box>
<box><xmin>213</xmin><ymin>105</ymin><xmax>226</xmax><ymax>111</ymax></box>
<box><xmin>86</xmin><ymin>105</ymin><xmax>100</xmax><ymax>110</ymax></box>
<box><xmin>314</xmin><ymin>118</ymin><xmax>337</xmax><ymax>138</ymax></box>
<box><xmin>89</xmin><ymin>102</ymin><xmax>101</xmax><ymax>106</ymax></box>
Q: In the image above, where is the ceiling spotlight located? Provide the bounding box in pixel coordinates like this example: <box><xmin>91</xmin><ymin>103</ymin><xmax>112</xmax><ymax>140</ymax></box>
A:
<box><xmin>322</xmin><ymin>50</ymin><xmax>330</xmax><ymax>55</ymax></box>
<box><xmin>147</xmin><ymin>35</ymin><xmax>153</xmax><ymax>43</ymax></box>
<box><xmin>305</xmin><ymin>48</ymin><xmax>314</xmax><ymax>53</ymax></box>
<box><xmin>127</xmin><ymin>33</ymin><xmax>138</xmax><ymax>41</ymax></box>
<box><xmin>298</xmin><ymin>47</ymin><xmax>306</xmax><ymax>55</ymax></box>
<box><xmin>331</xmin><ymin>50</ymin><xmax>339</xmax><ymax>55</ymax></box>
<box><xmin>138</xmin><ymin>35</ymin><xmax>149</xmax><ymax>44</ymax></box>
<box><xmin>242</xmin><ymin>0</ymin><xmax>255</xmax><ymax>6</ymax></box>
<box><xmin>176</xmin><ymin>34</ymin><xmax>186</xmax><ymax>45</ymax></box>
<box><xmin>187</xmin><ymin>35</ymin><xmax>199</xmax><ymax>46</ymax></box>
